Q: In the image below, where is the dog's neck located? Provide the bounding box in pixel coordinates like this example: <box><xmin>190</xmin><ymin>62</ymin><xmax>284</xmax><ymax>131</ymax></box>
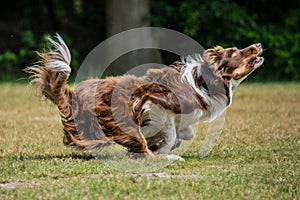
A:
<box><xmin>170</xmin><ymin>55</ymin><xmax>234</xmax><ymax>122</ymax></box>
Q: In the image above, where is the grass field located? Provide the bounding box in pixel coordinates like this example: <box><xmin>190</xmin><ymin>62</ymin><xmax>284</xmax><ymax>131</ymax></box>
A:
<box><xmin>0</xmin><ymin>83</ymin><xmax>299</xmax><ymax>199</ymax></box>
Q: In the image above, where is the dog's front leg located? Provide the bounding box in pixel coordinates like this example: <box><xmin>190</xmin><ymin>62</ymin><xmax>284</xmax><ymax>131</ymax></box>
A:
<box><xmin>154</xmin><ymin>115</ymin><xmax>184</xmax><ymax>161</ymax></box>
<box><xmin>170</xmin><ymin>125</ymin><xmax>195</xmax><ymax>151</ymax></box>
<box><xmin>177</xmin><ymin>125</ymin><xmax>195</xmax><ymax>140</ymax></box>
<box><xmin>138</xmin><ymin>101</ymin><xmax>184</xmax><ymax>161</ymax></box>
<box><xmin>156</xmin><ymin>121</ymin><xmax>176</xmax><ymax>154</ymax></box>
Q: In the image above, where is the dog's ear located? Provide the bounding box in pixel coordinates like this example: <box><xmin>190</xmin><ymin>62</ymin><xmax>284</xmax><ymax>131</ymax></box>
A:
<box><xmin>203</xmin><ymin>46</ymin><xmax>224</xmax><ymax>65</ymax></box>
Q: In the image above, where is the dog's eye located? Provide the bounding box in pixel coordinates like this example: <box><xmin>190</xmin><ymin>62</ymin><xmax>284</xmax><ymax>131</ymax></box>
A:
<box><xmin>232</xmin><ymin>49</ymin><xmax>241</xmax><ymax>58</ymax></box>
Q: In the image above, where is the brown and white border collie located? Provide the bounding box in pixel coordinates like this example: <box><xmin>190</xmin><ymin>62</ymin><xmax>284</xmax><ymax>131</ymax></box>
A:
<box><xmin>26</xmin><ymin>34</ymin><xmax>263</xmax><ymax>161</ymax></box>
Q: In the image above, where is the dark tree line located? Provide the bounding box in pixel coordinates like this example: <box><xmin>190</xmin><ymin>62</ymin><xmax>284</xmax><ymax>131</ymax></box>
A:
<box><xmin>0</xmin><ymin>0</ymin><xmax>299</xmax><ymax>81</ymax></box>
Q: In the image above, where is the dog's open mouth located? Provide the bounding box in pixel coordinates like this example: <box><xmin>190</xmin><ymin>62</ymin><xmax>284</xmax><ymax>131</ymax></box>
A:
<box><xmin>247</xmin><ymin>47</ymin><xmax>263</xmax><ymax>69</ymax></box>
<box><xmin>247</xmin><ymin>56</ymin><xmax>263</xmax><ymax>69</ymax></box>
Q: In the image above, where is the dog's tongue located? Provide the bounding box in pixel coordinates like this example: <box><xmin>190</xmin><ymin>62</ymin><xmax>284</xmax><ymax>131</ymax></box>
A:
<box><xmin>247</xmin><ymin>57</ymin><xmax>258</xmax><ymax>68</ymax></box>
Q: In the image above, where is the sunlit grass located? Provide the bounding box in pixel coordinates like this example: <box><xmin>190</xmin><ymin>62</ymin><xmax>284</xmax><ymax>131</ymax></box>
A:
<box><xmin>0</xmin><ymin>83</ymin><xmax>299</xmax><ymax>199</ymax></box>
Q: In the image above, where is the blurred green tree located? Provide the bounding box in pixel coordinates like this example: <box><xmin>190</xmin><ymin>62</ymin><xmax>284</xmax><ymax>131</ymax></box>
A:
<box><xmin>0</xmin><ymin>0</ymin><xmax>299</xmax><ymax>81</ymax></box>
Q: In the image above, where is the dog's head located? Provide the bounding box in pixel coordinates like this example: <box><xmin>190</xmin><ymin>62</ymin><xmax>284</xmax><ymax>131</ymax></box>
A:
<box><xmin>203</xmin><ymin>43</ymin><xmax>264</xmax><ymax>81</ymax></box>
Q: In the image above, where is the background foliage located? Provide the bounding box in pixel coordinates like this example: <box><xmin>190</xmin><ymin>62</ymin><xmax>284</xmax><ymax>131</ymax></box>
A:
<box><xmin>0</xmin><ymin>0</ymin><xmax>299</xmax><ymax>81</ymax></box>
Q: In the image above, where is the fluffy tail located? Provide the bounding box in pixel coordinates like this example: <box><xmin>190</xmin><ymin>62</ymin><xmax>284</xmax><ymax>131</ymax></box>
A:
<box><xmin>26</xmin><ymin>34</ymin><xmax>79</xmax><ymax>147</ymax></box>
<box><xmin>26</xmin><ymin>34</ymin><xmax>71</xmax><ymax>105</ymax></box>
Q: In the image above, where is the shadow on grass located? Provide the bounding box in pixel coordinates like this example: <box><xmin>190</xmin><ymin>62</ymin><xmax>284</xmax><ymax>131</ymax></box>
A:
<box><xmin>7</xmin><ymin>153</ymin><xmax>218</xmax><ymax>162</ymax></box>
<box><xmin>7</xmin><ymin>153</ymin><xmax>95</xmax><ymax>161</ymax></box>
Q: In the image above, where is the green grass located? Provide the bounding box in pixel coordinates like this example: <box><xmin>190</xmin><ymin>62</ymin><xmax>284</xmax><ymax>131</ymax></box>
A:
<box><xmin>0</xmin><ymin>83</ymin><xmax>299</xmax><ymax>199</ymax></box>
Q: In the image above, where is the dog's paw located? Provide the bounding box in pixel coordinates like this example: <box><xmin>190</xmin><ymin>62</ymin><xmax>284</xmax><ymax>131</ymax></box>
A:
<box><xmin>166</xmin><ymin>154</ymin><xmax>185</xmax><ymax>161</ymax></box>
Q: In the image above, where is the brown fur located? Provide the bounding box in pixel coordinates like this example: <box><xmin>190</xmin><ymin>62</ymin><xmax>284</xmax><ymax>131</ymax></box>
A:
<box><xmin>26</xmin><ymin>38</ymin><xmax>263</xmax><ymax>159</ymax></box>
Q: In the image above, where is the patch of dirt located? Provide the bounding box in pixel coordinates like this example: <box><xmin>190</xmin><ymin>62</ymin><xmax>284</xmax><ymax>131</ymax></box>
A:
<box><xmin>0</xmin><ymin>172</ymin><xmax>199</xmax><ymax>189</ymax></box>
<box><xmin>132</xmin><ymin>172</ymin><xmax>199</xmax><ymax>178</ymax></box>
<box><xmin>0</xmin><ymin>180</ymin><xmax>40</xmax><ymax>189</ymax></box>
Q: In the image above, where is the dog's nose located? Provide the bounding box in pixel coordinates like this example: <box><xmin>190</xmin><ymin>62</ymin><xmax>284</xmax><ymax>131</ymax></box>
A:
<box><xmin>254</xmin><ymin>43</ymin><xmax>262</xmax><ymax>48</ymax></box>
